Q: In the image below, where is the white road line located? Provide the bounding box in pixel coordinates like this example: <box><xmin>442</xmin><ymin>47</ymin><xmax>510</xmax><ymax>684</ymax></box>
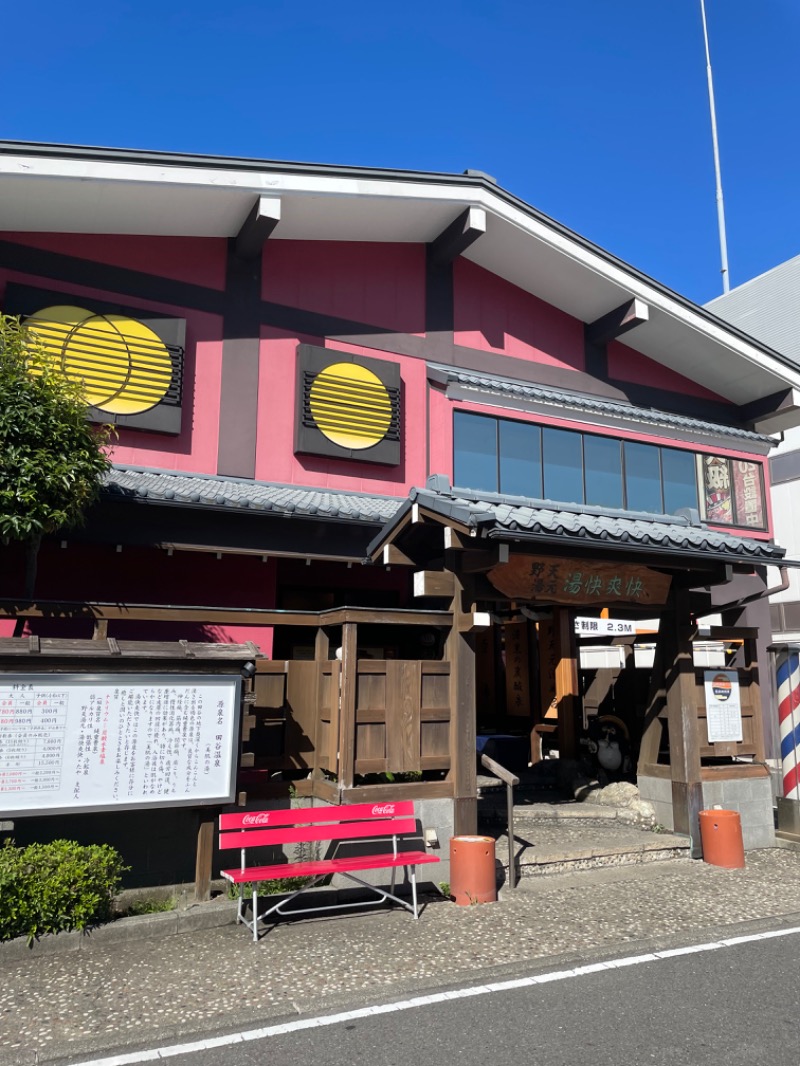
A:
<box><xmin>64</xmin><ymin>924</ymin><xmax>800</xmax><ymax>1066</ymax></box>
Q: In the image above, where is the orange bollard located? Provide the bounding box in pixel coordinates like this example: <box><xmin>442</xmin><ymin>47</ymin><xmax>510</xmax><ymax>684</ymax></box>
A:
<box><xmin>698</xmin><ymin>809</ymin><xmax>746</xmax><ymax>869</ymax></box>
<box><xmin>449</xmin><ymin>835</ymin><xmax>497</xmax><ymax>905</ymax></box>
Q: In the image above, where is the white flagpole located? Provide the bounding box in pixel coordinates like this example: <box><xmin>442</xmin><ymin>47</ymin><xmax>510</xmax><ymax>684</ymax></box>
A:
<box><xmin>700</xmin><ymin>0</ymin><xmax>730</xmax><ymax>293</ymax></box>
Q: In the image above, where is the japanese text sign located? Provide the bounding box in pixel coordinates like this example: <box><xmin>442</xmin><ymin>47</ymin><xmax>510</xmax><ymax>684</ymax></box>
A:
<box><xmin>487</xmin><ymin>555</ymin><xmax>672</xmax><ymax>607</ymax></box>
<box><xmin>704</xmin><ymin>669</ymin><xmax>743</xmax><ymax>743</ymax></box>
<box><xmin>0</xmin><ymin>674</ymin><xmax>241</xmax><ymax>817</ymax></box>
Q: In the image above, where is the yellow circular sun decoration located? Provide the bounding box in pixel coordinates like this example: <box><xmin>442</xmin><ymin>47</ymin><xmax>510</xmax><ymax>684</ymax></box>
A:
<box><xmin>26</xmin><ymin>305</ymin><xmax>173</xmax><ymax>415</ymax></box>
<box><xmin>309</xmin><ymin>362</ymin><xmax>393</xmax><ymax>449</ymax></box>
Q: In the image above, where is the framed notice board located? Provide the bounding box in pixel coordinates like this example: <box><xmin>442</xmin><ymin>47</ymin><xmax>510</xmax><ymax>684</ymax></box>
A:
<box><xmin>0</xmin><ymin>674</ymin><xmax>242</xmax><ymax>817</ymax></box>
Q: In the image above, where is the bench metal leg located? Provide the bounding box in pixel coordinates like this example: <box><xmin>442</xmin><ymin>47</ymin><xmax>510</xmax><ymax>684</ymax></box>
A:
<box><xmin>411</xmin><ymin>865</ymin><xmax>418</xmax><ymax>919</ymax></box>
<box><xmin>252</xmin><ymin>888</ymin><xmax>259</xmax><ymax>943</ymax></box>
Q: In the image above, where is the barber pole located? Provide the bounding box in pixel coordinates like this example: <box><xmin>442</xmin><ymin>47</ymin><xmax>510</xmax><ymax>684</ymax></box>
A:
<box><xmin>777</xmin><ymin>650</ymin><xmax>800</xmax><ymax>799</ymax></box>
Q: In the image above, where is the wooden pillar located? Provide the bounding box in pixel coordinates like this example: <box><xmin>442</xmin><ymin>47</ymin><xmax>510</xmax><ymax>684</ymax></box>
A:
<box><xmin>194</xmin><ymin>809</ymin><xmax>216</xmax><ymax>902</ymax></box>
<box><xmin>446</xmin><ymin>555</ymin><xmax>477</xmax><ymax>836</ymax></box>
<box><xmin>315</xmin><ymin>625</ymin><xmax>330</xmax><ymax>662</ymax></box>
<box><xmin>554</xmin><ymin>607</ymin><xmax>579</xmax><ymax>759</ymax></box>
<box><xmin>663</xmin><ymin>590</ymin><xmax>703</xmax><ymax>855</ymax></box>
<box><xmin>338</xmin><ymin>622</ymin><xmax>358</xmax><ymax>791</ymax></box>
<box><xmin>637</xmin><ymin>636</ymin><xmax>667</xmax><ymax>774</ymax></box>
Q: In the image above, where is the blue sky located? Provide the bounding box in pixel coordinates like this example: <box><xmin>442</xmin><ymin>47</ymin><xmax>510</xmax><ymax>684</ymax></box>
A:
<box><xmin>3</xmin><ymin>1</ymin><xmax>799</xmax><ymax>305</ymax></box>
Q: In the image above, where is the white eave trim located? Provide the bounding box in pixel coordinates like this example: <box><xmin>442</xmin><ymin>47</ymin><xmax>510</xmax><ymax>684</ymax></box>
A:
<box><xmin>2</xmin><ymin>151</ymin><xmax>800</xmax><ymax>397</ymax></box>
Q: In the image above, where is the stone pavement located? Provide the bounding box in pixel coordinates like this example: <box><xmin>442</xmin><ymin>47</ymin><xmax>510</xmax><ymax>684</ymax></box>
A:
<box><xmin>4</xmin><ymin>846</ymin><xmax>800</xmax><ymax>1065</ymax></box>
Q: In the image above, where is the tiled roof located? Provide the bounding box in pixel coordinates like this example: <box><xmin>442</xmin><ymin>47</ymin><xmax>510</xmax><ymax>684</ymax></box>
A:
<box><xmin>103</xmin><ymin>466</ymin><xmax>402</xmax><ymax>524</ymax></box>
<box><xmin>430</xmin><ymin>365</ymin><xmax>774</xmax><ymax>446</ymax></box>
<box><xmin>370</xmin><ymin>486</ymin><xmax>786</xmax><ymax>565</ymax></box>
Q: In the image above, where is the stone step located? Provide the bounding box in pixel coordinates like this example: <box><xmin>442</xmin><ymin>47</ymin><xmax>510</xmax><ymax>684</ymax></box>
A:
<box><xmin>484</xmin><ymin>818</ymin><xmax>691</xmax><ymax>884</ymax></box>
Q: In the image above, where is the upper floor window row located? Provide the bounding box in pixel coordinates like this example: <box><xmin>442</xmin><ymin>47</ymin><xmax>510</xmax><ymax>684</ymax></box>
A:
<box><xmin>453</xmin><ymin>411</ymin><xmax>766</xmax><ymax>531</ymax></box>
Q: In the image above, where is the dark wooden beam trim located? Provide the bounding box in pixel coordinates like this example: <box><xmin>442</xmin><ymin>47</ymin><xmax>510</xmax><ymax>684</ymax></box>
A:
<box><xmin>217</xmin><ymin>239</ymin><xmax>262</xmax><ymax>478</ymax></box>
<box><xmin>235</xmin><ymin>196</ymin><xmax>281</xmax><ymax>260</ymax></box>
<box><xmin>413</xmin><ymin>570</ymin><xmax>456</xmax><ymax>598</ymax></box>
<box><xmin>0</xmin><ymin>599</ymin><xmax>452</xmax><ymax>629</ymax></box>
<box><xmin>738</xmin><ymin>387</ymin><xmax>795</xmax><ymax>423</ymax></box>
<box><xmin>586</xmin><ymin>298</ymin><xmax>650</xmax><ymax>346</ymax></box>
<box><xmin>460</xmin><ymin>545</ymin><xmax>509</xmax><ymax>573</ymax></box>
<box><xmin>428</xmin><ymin>206</ymin><xmax>487</xmax><ymax>269</ymax></box>
<box><xmin>382</xmin><ymin>544</ymin><xmax>416</xmax><ymax>567</ymax></box>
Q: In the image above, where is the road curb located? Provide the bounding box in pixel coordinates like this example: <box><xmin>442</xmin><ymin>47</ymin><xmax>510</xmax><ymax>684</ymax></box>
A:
<box><xmin>0</xmin><ymin>900</ymin><xmax>240</xmax><ymax>961</ymax></box>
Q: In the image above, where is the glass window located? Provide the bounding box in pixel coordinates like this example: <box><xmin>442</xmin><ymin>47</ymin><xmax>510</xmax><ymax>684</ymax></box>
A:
<box><xmin>543</xmin><ymin>427</ymin><xmax>584</xmax><ymax>504</ymax></box>
<box><xmin>624</xmin><ymin>442</ymin><xmax>663</xmax><ymax>513</ymax></box>
<box><xmin>454</xmin><ymin>412</ymin><xmax>498</xmax><ymax>492</ymax></box>
<box><xmin>662</xmin><ymin>448</ymin><xmax>698</xmax><ymax>515</ymax></box>
<box><xmin>584</xmin><ymin>435</ymin><xmax>623</xmax><ymax>509</ymax></box>
<box><xmin>499</xmin><ymin>420</ymin><xmax>542</xmax><ymax>498</ymax></box>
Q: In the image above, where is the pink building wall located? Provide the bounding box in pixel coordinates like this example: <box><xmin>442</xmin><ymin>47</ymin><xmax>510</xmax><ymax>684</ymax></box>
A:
<box><xmin>453</xmin><ymin>259</ymin><xmax>586</xmax><ymax>371</ymax></box>
<box><xmin>0</xmin><ymin>232</ymin><xmax>748</xmax><ymax>506</ymax></box>
<box><xmin>262</xmin><ymin>241</ymin><xmax>426</xmax><ymax>335</ymax></box>
<box><xmin>0</xmin><ymin>234</ymin><xmax>226</xmax><ymax>475</ymax></box>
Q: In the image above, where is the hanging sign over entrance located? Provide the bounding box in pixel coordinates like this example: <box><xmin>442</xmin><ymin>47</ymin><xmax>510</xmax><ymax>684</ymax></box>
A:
<box><xmin>487</xmin><ymin>554</ymin><xmax>672</xmax><ymax>607</ymax></box>
<box><xmin>574</xmin><ymin>616</ymin><xmax>636</xmax><ymax>637</ymax></box>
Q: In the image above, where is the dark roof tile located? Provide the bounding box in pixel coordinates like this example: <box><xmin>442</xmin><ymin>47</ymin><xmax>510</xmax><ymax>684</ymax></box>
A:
<box><xmin>103</xmin><ymin>466</ymin><xmax>402</xmax><ymax>525</ymax></box>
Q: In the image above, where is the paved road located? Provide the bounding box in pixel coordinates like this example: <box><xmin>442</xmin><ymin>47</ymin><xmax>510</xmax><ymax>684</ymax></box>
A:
<box><xmin>71</xmin><ymin>927</ymin><xmax>800</xmax><ymax>1066</ymax></box>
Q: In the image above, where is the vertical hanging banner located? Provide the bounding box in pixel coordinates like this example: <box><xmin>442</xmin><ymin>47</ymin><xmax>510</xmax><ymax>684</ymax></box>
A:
<box><xmin>732</xmin><ymin>460</ymin><xmax>765</xmax><ymax>529</ymax></box>
<box><xmin>504</xmin><ymin>621</ymin><xmax>530</xmax><ymax>717</ymax></box>
<box><xmin>702</xmin><ymin>456</ymin><xmax>733</xmax><ymax>524</ymax></box>
<box><xmin>704</xmin><ymin>669</ymin><xmax>743</xmax><ymax>743</ymax></box>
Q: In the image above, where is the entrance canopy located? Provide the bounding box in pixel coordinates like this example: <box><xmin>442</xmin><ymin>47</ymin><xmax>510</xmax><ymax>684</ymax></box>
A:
<box><xmin>367</xmin><ymin>480</ymin><xmax>789</xmax><ymax>579</ymax></box>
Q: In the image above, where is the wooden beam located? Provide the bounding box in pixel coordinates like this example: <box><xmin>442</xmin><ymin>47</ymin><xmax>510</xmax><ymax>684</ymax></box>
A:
<box><xmin>663</xmin><ymin>590</ymin><xmax>703</xmax><ymax>855</ymax></box>
<box><xmin>637</xmin><ymin>633</ymin><xmax>667</xmax><ymax>774</ymax></box>
<box><xmin>338</xmin><ymin>622</ymin><xmax>358</xmax><ymax>791</ymax></box>
<box><xmin>458</xmin><ymin>611</ymin><xmax>492</xmax><ymax>633</ymax></box>
<box><xmin>554</xmin><ymin>607</ymin><xmax>579</xmax><ymax>759</ymax></box>
<box><xmin>446</xmin><ymin>556</ymin><xmax>477</xmax><ymax>836</ymax></box>
<box><xmin>0</xmin><ymin>599</ymin><xmax>453</xmax><ymax>630</ymax></box>
<box><xmin>314</xmin><ymin>626</ymin><xmax>330</xmax><ymax>662</ymax></box>
<box><xmin>383</xmin><ymin>544</ymin><xmax>416</xmax><ymax>567</ymax></box>
<box><xmin>428</xmin><ymin>206</ymin><xmax>487</xmax><ymax>268</ymax></box>
<box><xmin>413</xmin><ymin>570</ymin><xmax>456</xmax><ymax>598</ymax></box>
<box><xmin>194</xmin><ymin>810</ymin><xmax>216</xmax><ymax>902</ymax></box>
<box><xmin>586</xmin><ymin>298</ymin><xmax>649</xmax><ymax>345</ymax></box>
<box><xmin>443</xmin><ymin>526</ymin><xmax>477</xmax><ymax>550</ymax></box>
<box><xmin>460</xmin><ymin>545</ymin><xmax>509</xmax><ymax>573</ymax></box>
<box><xmin>235</xmin><ymin>196</ymin><xmax>281</xmax><ymax>260</ymax></box>
<box><xmin>341</xmin><ymin>780</ymin><xmax>454</xmax><ymax>803</ymax></box>
<box><xmin>739</xmin><ymin>386</ymin><xmax>800</xmax><ymax>433</ymax></box>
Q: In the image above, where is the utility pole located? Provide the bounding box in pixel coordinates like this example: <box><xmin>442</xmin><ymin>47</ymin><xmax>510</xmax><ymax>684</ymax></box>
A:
<box><xmin>700</xmin><ymin>0</ymin><xmax>730</xmax><ymax>293</ymax></box>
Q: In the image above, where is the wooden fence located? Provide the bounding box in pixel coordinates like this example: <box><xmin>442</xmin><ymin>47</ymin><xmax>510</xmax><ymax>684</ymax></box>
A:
<box><xmin>242</xmin><ymin>658</ymin><xmax>451</xmax><ymax>785</ymax></box>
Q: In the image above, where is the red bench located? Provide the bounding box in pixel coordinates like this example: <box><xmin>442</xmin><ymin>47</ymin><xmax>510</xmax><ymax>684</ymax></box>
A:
<box><xmin>219</xmin><ymin>800</ymin><xmax>440</xmax><ymax>941</ymax></box>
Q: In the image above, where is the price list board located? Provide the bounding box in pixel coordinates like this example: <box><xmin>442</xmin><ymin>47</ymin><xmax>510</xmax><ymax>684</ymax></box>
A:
<box><xmin>0</xmin><ymin>674</ymin><xmax>241</xmax><ymax>817</ymax></box>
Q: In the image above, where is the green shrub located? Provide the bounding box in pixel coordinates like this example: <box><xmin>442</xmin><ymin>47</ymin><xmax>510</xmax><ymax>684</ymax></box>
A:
<box><xmin>0</xmin><ymin>839</ymin><xmax>128</xmax><ymax>943</ymax></box>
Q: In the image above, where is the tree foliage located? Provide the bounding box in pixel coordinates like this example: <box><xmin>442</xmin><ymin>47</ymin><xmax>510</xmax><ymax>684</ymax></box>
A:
<box><xmin>0</xmin><ymin>314</ymin><xmax>113</xmax><ymax>545</ymax></box>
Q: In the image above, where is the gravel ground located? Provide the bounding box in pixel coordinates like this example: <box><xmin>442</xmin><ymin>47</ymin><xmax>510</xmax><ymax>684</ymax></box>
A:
<box><xmin>3</xmin><ymin>847</ymin><xmax>800</xmax><ymax>1065</ymax></box>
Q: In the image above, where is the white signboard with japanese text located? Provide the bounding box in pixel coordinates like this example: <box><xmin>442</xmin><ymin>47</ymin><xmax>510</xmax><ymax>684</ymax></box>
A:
<box><xmin>704</xmin><ymin>669</ymin><xmax>743</xmax><ymax>743</ymax></box>
<box><xmin>574</xmin><ymin>617</ymin><xmax>635</xmax><ymax>637</ymax></box>
<box><xmin>0</xmin><ymin>674</ymin><xmax>241</xmax><ymax>817</ymax></box>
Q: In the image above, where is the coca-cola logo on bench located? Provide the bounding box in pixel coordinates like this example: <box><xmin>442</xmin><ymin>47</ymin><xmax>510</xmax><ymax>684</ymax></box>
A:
<box><xmin>371</xmin><ymin>804</ymin><xmax>396</xmax><ymax>816</ymax></box>
<box><xmin>242</xmin><ymin>813</ymin><xmax>271</xmax><ymax>826</ymax></box>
